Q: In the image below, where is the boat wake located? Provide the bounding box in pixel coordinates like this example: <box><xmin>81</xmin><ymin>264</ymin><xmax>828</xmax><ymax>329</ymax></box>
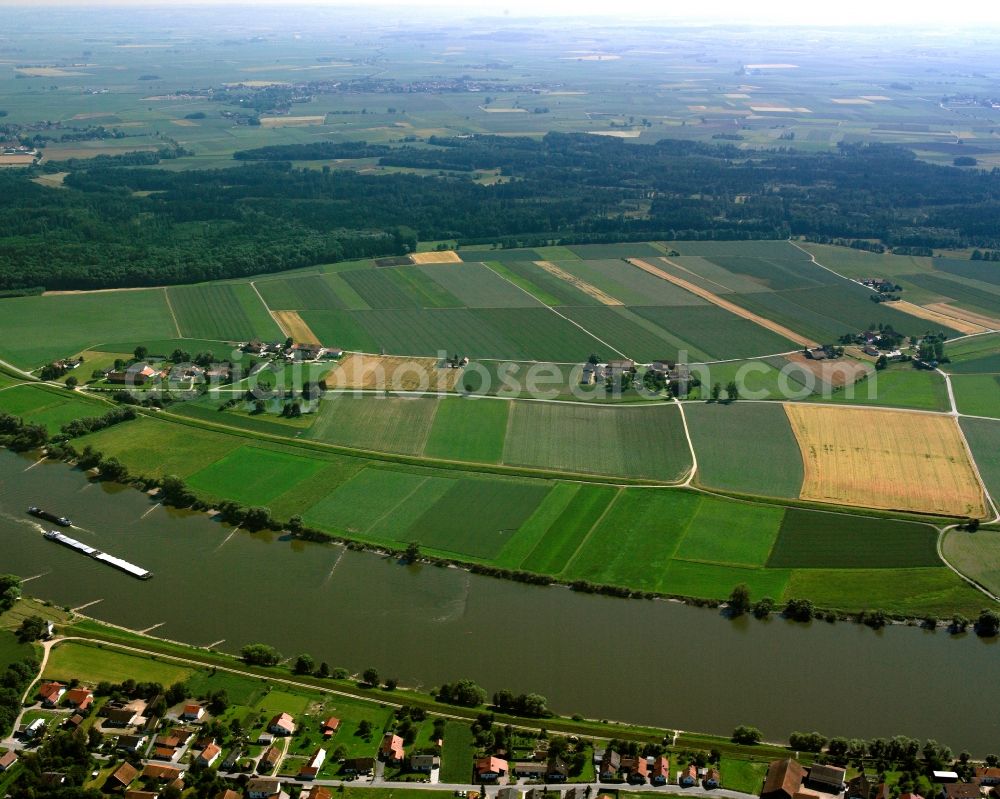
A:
<box><xmin>433</xmin><ymin>573</ymin><xmax>471</xmax><ymax>623</ymax></box>
<box><xmin>323</xmin><ymin>546</ymin><xmax>347</xmax><ymax>585</ymax></box>
<box><xmin>140</xmin><ymin>503</ymin><xmax>161</xmax><ymax>520</ymax></box>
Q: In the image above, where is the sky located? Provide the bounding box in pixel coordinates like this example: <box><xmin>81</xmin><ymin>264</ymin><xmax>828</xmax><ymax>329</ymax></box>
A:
<box><xmin>3</xmin><ymin>0</ymin><xmax>1000</xmax><ymax>26</ymax></box>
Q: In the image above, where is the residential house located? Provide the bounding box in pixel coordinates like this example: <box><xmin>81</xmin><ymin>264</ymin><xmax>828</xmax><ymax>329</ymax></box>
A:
<box><xmin>216</xmin><ymin>790</ymin><xmax>242</xmax><ymax>799</ymax></box>
<box><xmin>298</xmin><ymin>748</ymin><xmax>326</xmax><ymax>780</ymax></box>
<box><xmin>762</xmin><ymin>758</ymin><xmax>805</xmax><ymax>799</ymax></box>
<box><xmin>976</xmin><ymin>768</ymin><xmax>1000</xmax><ymax>786</ymax></box>
<box><xmin>600</xmin><ymin>750</ymin><xmax>622</xmax><ymax>781</ymax></box>
<box><xmin>581</xmin><ymin>363</ymin><xmax>596</xmax><ymax>385</ymax></box>
<box><xmin>268</xmin><ymin>713</ymin><xmax>295</xmax><ymax>736</ymax></box>
<box><xmin>302</xmin><ymin>788</ymin><xmax>333</xmax><ymax>799</ymax></box>
<box><xmin>342</xmin><ymin>758</ymin><xmax>376</xmax><ymax>776</ymax></box>
<box><xmin>258</xmin><ymin>745</ymin><xmax>282</xmax><ymax>774</ymax></box>
<box><xmin>38</xmin><ymin>681</ymin><xmax>66</xmax><ymax>708</ymax></box>
<box><xmin>181</xmin><ymin>703</ymin><xmax>205</xmax><ymax>721</ymax></box>
<box><xmin>497</xmin><ymin>788</ymin><xmax>522</xmax><ymax>799</ymax></box>
<box><xmin>623</xmin><ymin>755</ymin><xmax>648</xmax><ymax>785</ymax></box>
<box><xmin>125</xmin><ymin>791</ymin><xmax>158</xmax><ymax>799</ymax></box>
<box><xmin>152</xmin><ymin>745</ymin><xmax>178</xmax><ymax>761</ymax></box>
<box><xmin>410</xmin><ymin>754</ymin><xmax>440</xmax><ymax>773</ymax></box>
<box><xmin>107</xmin><ymin>762</ymin><xmax>139</xmax><ymax>791</ymax></box>
<box><xmin>116</xmin><ymin>734</ymin><xmax>148</xmax><ymax>754</ymax></box>
<box><xmin>651</xmin><ymin>756</ymin><xmax>670</xmax><ymax>786</ymax></box>
<box><xmin>143</xmin><ymin>764</ymin><xmax>182</xmax><ymax>782</ymax></box>
<box><xmin>65</xmin><ymin>713</ymin><xmax>85</xmax><ymax>729</ymax></box>
<box><xmin>247</xmin><ymin>778</ymin><xmax>284</xmax><ymax>799</ymax></box>
<box><xmin>942</xmin><ymin>785</ymin><xmax>979</xmax><ymax>799</ymax></box>
<box><xmin>0</xmin><ymin>750</ymin><xmax>18</xmax><ymax>772</ymax></box>
<box><xmin>379</xmin><ymin>733</ymin><xmax>405</xmax><ymax>764</ymax></box>
<box><xmin>703</xmin><ymin>768</ymin><xmax>721</xmax><ymax>789</ymax></box>
<box><xmin>23</xmin><ymin>718</ymin><xmax>47</xmax><ymax>739</ymax></box>
<box><xmin>546</xmin><ymin>759</ymin><xmax>569</xmax><ymax>782</ymax></box>
<box><xmin>64</xmin><ymin>687</ymin><xmax>94</xmax><ymax>712</ymax></box>
<box><xmin>679</xmin><ymin>764</ymin><xmax>698</xmax><ymax>788</ymax></box>
<box><xmin>806</xmin><ymin>764</ymin><xmax>846</xmax><ymax>794</ymax></box>
<box><xmin>257</xmin><ymin>732</ymin><xmax>275</xmax><ymax>746</ymax></box>
<box><xmin>198</xmin><ymin>742</ymin><xmax>222</xmax><ymax>768</ymax></box>
<box><xmin>321</xmin><ymin>717</ymin><xmax>340</xmax><ymax>738</ymax></box>
<box><xmin>221</xmin><ymin>747</ymin><xmax>242</xmax><ymax>771</ymax></box>
<box><xmin>475</xmin><ymin>756</ymin><xmax>510</xmax><ymax>785</ymax></box>
<box><xmin>512</xmin><ymin>762</ymin><xmax>546</xmax><ymax>779</ymax></box>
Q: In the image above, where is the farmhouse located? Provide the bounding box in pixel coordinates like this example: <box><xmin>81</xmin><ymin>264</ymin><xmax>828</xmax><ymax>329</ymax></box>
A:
<box><xmin>197</xmin><ymin>742</ymin><xmax>222</xmax><ymax>767</ymax></box>
<box><xmin>268</xmin><ymin>712</ymin><xmax>295</xmax><ymax>736</ymax></box>
<box><xmin>298</xmin><ymin>748</ymin><xmax>326</xmax><ymax>779</ymax></box>
<box><xmin>806</xmin><ymin>764</ymin><xmax>846</xmax><ymax>794</ymax></box>
<box><xmin>0</xmin><ymin>750</ymin><xmax>18</xmax><ymax>772</ymax></box>
<box><xmin>321</xmin><ymin>717</ymin><xmax>340</xmax><ymax>737</ymax></box>
<box><xmin>762</xmin><ymin>759</ymin><xmax>806</xmax><ymax>799</ymax></box>
<box><xmin>410</xmin><ymin>753</ymin><xmax>440</xmax><ymax>772</ymax></box>
<box><xmin>258</xmin><ymin>745</ymin><xmax>281</xmax><ymax>773</ymax></box>
<box><xmin>108</xmin><ymin>762</ymin><xmax>139</xmax><ymax>791</ymax></box>
<box><xmin>38</xmin><ymin>681</ymin><xmax>66</xmax><ymax>707</ymax></box>
<box><xmin>379</xmin><ymin>733</ymin><xmax>405</xmax><ymax>763</ymax></box>
<box><xmin>342</xmin><ymin>757</ymin><xmax>376</xmax><ymax>775</ymax></box>
<box><xmin>143</xmin><ymin>764</ymin><xmax>182</xmax><ymax>782</ymax></box>
<box><xmin>64</xmin><ymin>687</ymin><xmax>94</xmax><ymax>711</ymax></box>
<box><xmin>475</xmin><ymin>756</ymin><xmax>510</xmax><ymax>784</ymax></box>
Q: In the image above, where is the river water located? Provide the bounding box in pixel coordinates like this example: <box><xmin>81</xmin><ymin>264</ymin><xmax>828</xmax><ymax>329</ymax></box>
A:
<box><xmin>1</xmin><ymin>449</ymin><xmax>997</xmax><ymax>751</ymax></box>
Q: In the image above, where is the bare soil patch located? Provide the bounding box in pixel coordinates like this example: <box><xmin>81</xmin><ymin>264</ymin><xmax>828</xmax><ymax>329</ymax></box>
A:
<box><xmin>259</xmin><ymin>116</ymin><xmax>326</xmax><ymax>128</ymax></box>
<box><xmin>324</xmin><ymin>353</ymin><xmax>462</xmax><ymax>392</ymax></box>
<box><xmin>785</xmin><ymin>352</ymin><xmax>871</xmax><ymax>388</ymax></box>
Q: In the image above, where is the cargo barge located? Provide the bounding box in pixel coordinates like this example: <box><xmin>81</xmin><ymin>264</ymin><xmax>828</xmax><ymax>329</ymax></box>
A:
<box><xmin>43</xmin><ymin>531</ymin><xmax>152</xmax><ymax>580</ymax></box>
<box><xmin>28</xmin><ymin>506</ymin><xmax>72</xmax><ymax>527</ymax></box>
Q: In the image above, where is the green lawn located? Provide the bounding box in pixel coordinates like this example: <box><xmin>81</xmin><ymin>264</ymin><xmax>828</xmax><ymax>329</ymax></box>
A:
<box><xmin>686</xmin><ymin>402</ymin><xmax>803</xmax><ymax>498</ymax></box>
<box><xmin>187</xmin><ymin>445</ymin><xmax>327</xmax><ymax>504</ymax></box>
<box><xmin>720</xmin><ymin>757</ymin><xmax>770</xmax><ymax>794</ymax></box>
<box><xmin>767</xmin><ymin>510</ymin><xmax>941</xmax><ymax>569</ymax></box>
<box><xmin>422</xmin><ymin>397</ymin><xmax>509</xmax><ymax>463</ymax></box>
<box><xmin>440</xmin><ymin>722</ymin><xmax>475</xmax><ymax>783</ymax></box>
<box><xmin>44</xmin><ymin>642</ymin><xmax>194</xmax><ymax>685</ymax></box>
<box><xmin>0</xmin><ymin>630</ymin><xmax>36</xmax><ymax>673</ymax></box>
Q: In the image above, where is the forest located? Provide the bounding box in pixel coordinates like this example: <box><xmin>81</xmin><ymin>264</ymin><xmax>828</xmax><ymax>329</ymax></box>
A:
<box><xmin>1</xmin><ymin>133</ymin><xmax>999</xmax><ymax>290</ymax></box>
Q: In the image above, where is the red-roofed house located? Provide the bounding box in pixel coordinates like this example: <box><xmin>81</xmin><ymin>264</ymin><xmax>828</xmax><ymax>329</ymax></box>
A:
<box><xmin>623</xmin><ymin>756</ymin><xmax>648</xmax><ymax>785</ymax></box>
<box><xmin>0</xmin><ymin>750</ymin><xmax>18</xmax><ymax>772</ymax></box>
<box><xmin>197</xmin><ymin>743</ymin><xmax>221</xmax><ymax>767</ymax></box>
<box><xmin>379</xmin><ymin>733</ymin><xmax>404</xmax><ymax>764</ymax></box>
<box><xmin>268</xmin><ymin>713</ymin><xmax>295</xmax><ymax>736</ymax></box>
<box><xmin>181</xmin><ymin>703</ymin><xmax>205</xmax><ymax>721</ymax></box>
<box><xmin>679</xmin><ymin>764</ymin><xmax>698</xmax><ymax>788</ymax></box>
<box><xmin>321</xmin><ymin>717</ymin><xmax>340</xmax><ymax>738</ymax></box>
<box><xmin>38</xmin><ymin>681</ymin><xmax>66</xmax><ymax>708</ymax></box>
<box><xmin>475</xmin><ymin>756</ymin><xmax>509</xmax><ymax>785</ymax></box>
<box><xmin>64</xmin><ymin>688</ymin><xmax>94</xmax><ymax>711</ymax></box>
<box><xmin>143</xmin><ymin>764</ymin><xmax>182</xmax><ymax>782</ymax></box>
<box><xmin>651</xmin><ymin>756</ymin><xmax>670</xmax><ymax>786</ymax></box>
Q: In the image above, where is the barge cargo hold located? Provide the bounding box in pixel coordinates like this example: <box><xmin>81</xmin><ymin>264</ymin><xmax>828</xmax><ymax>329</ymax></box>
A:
<box><xmin>43</xmin><ymin>531</ymin><xmax>152</xmax><ymax>580</ymax></box>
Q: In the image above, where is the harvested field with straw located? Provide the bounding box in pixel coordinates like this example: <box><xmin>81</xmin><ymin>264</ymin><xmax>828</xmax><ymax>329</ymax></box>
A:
<box><xmin>785</xmin><ymin>403</ymin><xmax>987</xmax><ymax>517</ymax></box>
<box><xmin>410</xmin><ymin>251</ymin><xmax>462</xmax><ymax>264</ymax></box>
<box><xmin>324</xmin><ymin>352</ymin><xmax>462</xmax><ymax>392</ymax></box>
<box><xmin>259</xmin><ymin>115</ymin><xmax>326</xmax><ymax>127</ymax></box>
<box><xmin>784</xmin><ymin>352</ymin><xmax>871</xmax><ymax>388</ymax></box>
<box><xmin>888</xmin><ymin>300</ymin><xmax>989</xmax><ymax>335</ymax></box>
<box><xmin>922</xmin><ymin>302</ymin><xmax>1000</xmax><ymax>331</ymax></box>
<box><xmin>273</xmin><ymin>310</ymin><xmax>321</xmax><ymax>345</ymax></box>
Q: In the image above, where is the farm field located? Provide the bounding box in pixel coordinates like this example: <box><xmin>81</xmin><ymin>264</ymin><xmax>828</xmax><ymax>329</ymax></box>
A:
<box><xmin>0</xmin><ymin>383</ymin><xmax>111</xmax><ymax>433</ymax></box>
<box><xmin>785</xmin><ymin>404</ymin><xmax>987</xmax><ymax>517</ymax></box>
<box><xmin>167</xmin><ymin>283</ymin><xmax>282</xmax><ymax>341</ymax></box>
<box><xmin>959</xmin><ymin>417</ymin><xmax>1000</xmax><ymax>504</ymax></box>
<box><xmin>950</xmin><ymin>374</ymin><xmax>1000</xmax><ymax>418</ymax></box>
<box><xmin>306</xmin><ymin>395</ymin><xmax>440</xmax><ymax>456</ymax></box>
<box><xmin>807</xmin><ymin>365</ymin><xmax>951</xmax><ymax>412</ymax></box>
<box><xmin>186</xmin><ymin>445</ymin><xmax>328</xmax><ymax>505</ymax></box>
<box><xmin>942</xmin><ymin>528</ymin><xmax>1000</xmax><ymax>598</ymax></box>
<box><xmin>43</xmin><ymin>641</ymin><xmax>194</xmax><ymax>685</ymax></box>
<box><xmin>685</xmin><ymin>402</ymin><xmax>804</xmax><ymax>498</ymax></box>
<box><xmin>323</xmin><ymin>353</ymin><xmax>462</xmax><ymax>392</ymax></box>
<box><xmin>0</xmin><ymin>290</ymin><xmax>176</xmax><ymax>369</ymax></box>
<box><xmin>422</xmin><ymin>396</ymin><xmax>509</xmax><ymax>463</ymax></box>
<box><xmin>501</xmin><ymin>401</ymin><xmax>691</xmax><ymax>481</ymax></box>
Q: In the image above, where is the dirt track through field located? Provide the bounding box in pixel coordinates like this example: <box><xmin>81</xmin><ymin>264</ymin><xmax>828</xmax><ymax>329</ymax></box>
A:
<box><xmin>533</xmin><ymin>261</ymin><xmax>623</xmax><ymax>305</ymax></box>
<box><xmin>785</xmin><ymin>403</ymin><xmax>988</xmax><ymax>518</ymax></box>
<box><xmin>410</xmin><ymin>251</ymin><xmax>462</xmax><ymax>264</ymax></box>
<box><xmin>890</xmin><ymin>300</ymin><xmax>990</xmax><ymax>335</ymax></box>
<box><xmin>272</xmin><ymin>310</ymin><xmax>320</xmax><ymax>345</ymax></box>
<box><xmin>627</xmin><ymin>258</ymin><xmax>817</xmax><ymax>347</ymax></box>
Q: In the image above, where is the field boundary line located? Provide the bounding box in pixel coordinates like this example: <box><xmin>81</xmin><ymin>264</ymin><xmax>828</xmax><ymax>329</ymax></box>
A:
<box><xmin>674</xmin><ymin>397</ymin><xmax>698</xmax><ymax>487</ymax></box>
<box><xmin>558</xmin><ymin>487</ymin><xmax>624</xmax><ymax>577</ymax></box>
<box><xmin>480</xmin><ymin>260</ymin><xmax>631</xmax><ymax>359</ymax></box>
<box><xmin>248</xmin><ymin>280</ymin><xmax>290</xmax><ymax>339</ymax></box>
<box><xmin>163</xmin><ymin>287</ymin><xmax>182</xmax><ymax>338</ymax></box>
<box><xmin>632</xmin><ymin>257</ymin><xmax>817</xmax><ymax>348</ymax></box>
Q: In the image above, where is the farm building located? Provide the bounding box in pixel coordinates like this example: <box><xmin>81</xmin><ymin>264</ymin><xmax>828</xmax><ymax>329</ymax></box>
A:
<box><xmin>379</xmin><ymin>733</ymin><xmax>404</xmax><ymax>763</ymax></box>
<box><xmin>298</xmin><ymin>748</ymin><xmax>326</xmax><ymax>779</ymax></box>
<box><xmin>321</xmin><ymin>717</ymin><xmax>340</xmax><ymax>737</ymax></box>
<box><xmin>107</xmin><ymin>762</ymin><xmax>138</xmax><ymax>791</ymax></box>
<box><xmin>38</xmin><ymin>681</ymin><xmax>65</xmax><ymax>707</ymax></box>
<box><xmin>762</xmin><ymin>758</ymin><xmax>805</xmax><ymax>799</ymax></box>
<box><xmin>475</xmin><ymin>756</ymin><xmax>510</xmax><ymax>784</ymax></box>
<box><xmin>267</xmin><ymin>712</ymin><xmax>295</xmax><ymax>736</ymax></box>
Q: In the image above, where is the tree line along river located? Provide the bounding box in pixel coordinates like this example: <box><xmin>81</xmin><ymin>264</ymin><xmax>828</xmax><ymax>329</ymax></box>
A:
<box><xmin>0</xmin><ymin>448</ymin><xmax>997</xmax><ymax>752</ymax></box>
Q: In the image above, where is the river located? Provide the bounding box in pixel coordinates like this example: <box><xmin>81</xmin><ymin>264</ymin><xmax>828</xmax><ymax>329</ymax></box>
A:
<box><xmin>1</xmin><ymin>449</ymin><xmax>997</xmax><ymax>752</ymax></box>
